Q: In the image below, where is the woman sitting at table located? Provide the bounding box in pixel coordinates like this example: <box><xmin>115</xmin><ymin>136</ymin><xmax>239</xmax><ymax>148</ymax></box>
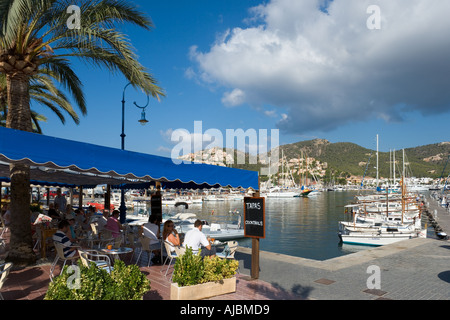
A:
<box><xmin>105</xmin><ymin>210</ymin><xmax>125</xmax><ymax>239</ymax></box>
<box><xmin>162</xmin><ymin>220</ymin><xmax>180</xmax><ymax>253</ymax></box>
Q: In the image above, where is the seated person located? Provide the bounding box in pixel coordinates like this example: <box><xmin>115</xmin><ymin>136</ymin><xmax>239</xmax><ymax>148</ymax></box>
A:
<box><xmin>96</xmin><ymin>209</ymin><xmax>109</xmax><ymax>233</ymax></box>
<box><xmin>163</xmin><ymin>220</ymin><xmax>180</xmax><ymax>253</ymax></box>
<box><xmin>142</xmin><ymin>215</ymin><xmax>162</xmax><ymax>260</ymax></box>
<box><xmin>183</xmin><ymin>219</ymin><xmax>216</xmax><ymax>258</ymax></box>
<box><xmin>67</xmin><ymin>218</ymin><xmax>77</xmax><ymax>242</ymax></box>
<box><xmin>105</xmin><ymin>209</ymin><xmax>125</xmax><ymax>239</ymax></box>
<box><xmin>52</xmin><ymin>220</ymin><xmax>78</xmax><ymax>258</ymax></box>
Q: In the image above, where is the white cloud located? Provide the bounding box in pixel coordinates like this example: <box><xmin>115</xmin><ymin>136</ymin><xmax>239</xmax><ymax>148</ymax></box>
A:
<box><xmin>189</xmin><ymin>0</ymin><xmax>450</xmax><ymax>134</ymax></box>
<box><xmin>221</xmin><ymin>88</ymin><xmax>246</xmax><ymax>107</ymax></box>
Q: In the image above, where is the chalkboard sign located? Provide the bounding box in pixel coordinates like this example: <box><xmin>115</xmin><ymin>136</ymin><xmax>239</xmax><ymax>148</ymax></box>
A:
<box><xmin>150</xmin><ymin>193</ymin><xmax>162</xmax><ymax>223</ymax></box>
<box><xmin>244</xmin><ymin>197</ymin><xmax>265</xmax><ymax>239</ymax></box>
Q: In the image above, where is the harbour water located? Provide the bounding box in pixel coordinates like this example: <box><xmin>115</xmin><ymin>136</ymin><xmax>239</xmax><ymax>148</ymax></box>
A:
<box><xmin>134</xmin><ymin>190</ymin><xmax>433</xmax><ymax>261</ymax></box>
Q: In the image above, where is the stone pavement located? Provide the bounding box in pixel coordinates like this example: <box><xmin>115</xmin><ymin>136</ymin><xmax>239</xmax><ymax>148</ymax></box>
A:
<box><xmin>236</xmin><ymin>195</ymin><xmax>450</xmax><ymax>302</ymax></box>
<box><xmin>232</xmin><ymin>192</ymin><xmax>450</xmax><ymax>300</ymax></box>
<box><xmin>236</xmin><ymin>237</ymin><xmax>450</xmax><ymax>300</ymax></box>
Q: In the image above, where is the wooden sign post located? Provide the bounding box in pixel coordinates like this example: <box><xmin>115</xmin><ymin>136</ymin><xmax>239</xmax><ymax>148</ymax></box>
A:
<box><xmin>244</xmin><ymin>193</ymin><xmax>265</xmax><ymax>279</ymax></box>
<box><xmin>150</xmin><ymin>193</ymin><xmax>162</xmax><ymax>223</ymax></box>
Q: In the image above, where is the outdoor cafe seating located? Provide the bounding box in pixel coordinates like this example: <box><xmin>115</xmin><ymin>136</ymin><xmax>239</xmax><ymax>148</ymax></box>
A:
<box><xmin>49</xmin><ymin>241</ymin><xmax>78</xmax><ymax>281</ymax></box>
<box><xmin>0</xmin><ymin>262</ymin><xmax>13</xmax><ymax>300</ymax></box>
<box><xmin>79</xmin><ymin>249</ymin><xmax>113</xmax><ymax>273</ymax></box>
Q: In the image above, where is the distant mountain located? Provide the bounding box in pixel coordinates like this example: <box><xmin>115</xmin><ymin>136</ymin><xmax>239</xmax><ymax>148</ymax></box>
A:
<box><xmin>180</xmin><ymin>140</ymin><xmax>450</xmax><ymax>179</ymax></box>
<box><xmin>278</xmin><ymin>139</ymin><xmax>450</xmax><ymax>179</ymax></box>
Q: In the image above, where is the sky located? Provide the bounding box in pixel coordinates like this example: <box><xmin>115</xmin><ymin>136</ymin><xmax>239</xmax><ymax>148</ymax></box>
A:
<box><xmin>35</xmin><ymin>0</ymin><xmax>450</xmax><ymax>159</ymax></box>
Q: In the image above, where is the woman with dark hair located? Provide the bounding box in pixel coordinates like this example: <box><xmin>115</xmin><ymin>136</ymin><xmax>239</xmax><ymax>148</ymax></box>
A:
<box><xmin>162</xmin><ymin>220</ymin><xmax>180</xmax><ymax>253</ymax></box>
<box><xmin>105</xmin><ymin>209</ymin><xmax>125</xmax><ymax>239</ymax></box>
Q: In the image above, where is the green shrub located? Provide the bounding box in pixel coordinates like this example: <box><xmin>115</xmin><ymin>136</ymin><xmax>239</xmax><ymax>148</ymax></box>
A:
<box><xmin>172</xmin><ymin>248</ymin><xmax>205</xmax><ymax>287</ymax></box>
<box><xmin>172</xmin><ymin>248</ymin><xmax>239</xmax><ymax>287</ymax></box>
<box><xmin>44</xmin><ymin>260</ymin><xmax>150</xmax><ymax>300</ymax></box>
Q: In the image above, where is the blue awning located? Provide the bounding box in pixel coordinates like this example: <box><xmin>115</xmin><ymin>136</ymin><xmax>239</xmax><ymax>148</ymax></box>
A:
<box><xmin>0</xmin><ymin>127</ymin><xmax>259</xmax><ymax>190</ymax></box>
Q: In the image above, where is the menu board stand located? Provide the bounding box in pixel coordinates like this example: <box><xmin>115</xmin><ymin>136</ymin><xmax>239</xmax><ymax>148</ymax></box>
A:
<box><xmin>244</xmin><ymin>193</ymin><xmax>265</xmax><ymax>279</ymax></box>
<box><xmin>150</xmin><ymin>192</ymin><xmax>162</xmax><ymax>223</ymax></box>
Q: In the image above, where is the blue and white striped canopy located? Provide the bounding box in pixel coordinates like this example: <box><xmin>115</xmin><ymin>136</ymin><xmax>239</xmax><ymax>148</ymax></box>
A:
<box><xmin>0</xmin><ymin>127</ymin><xmax>259</xmax><ymax>190</ymax></box>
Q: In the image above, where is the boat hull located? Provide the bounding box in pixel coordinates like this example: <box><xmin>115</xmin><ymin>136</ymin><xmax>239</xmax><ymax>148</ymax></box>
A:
<box><xmin>338</xmin><ymin>231</ymin><xmax>420</xmax><ymax>246</ymax></box>
<box><xmin>265</xmin><ymin>192</ymin><xmax>299</xmax><ymax>198</ymax></box>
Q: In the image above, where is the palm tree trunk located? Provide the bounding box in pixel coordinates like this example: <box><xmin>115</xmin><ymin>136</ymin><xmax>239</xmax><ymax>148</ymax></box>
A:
<box><xmin>6</xmin><ymin>73</ymin><xmax>32</xmax><ymax>130</ymax></box>
<box><xmin>5</xmin><ymin>72</ymin><xmax>36</xmax><ymax>266</ymax></box>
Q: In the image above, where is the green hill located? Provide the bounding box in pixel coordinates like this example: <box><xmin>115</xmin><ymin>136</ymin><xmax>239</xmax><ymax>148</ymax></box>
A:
<box><xmin>278</xmin><ymin>139</ymin><xmax>450</xmax><ymax>179</ymax></box>
<box><xmin>198</xmin><ymin>139</ymin><xmax>450</xmax><ymax>180</ymax></box>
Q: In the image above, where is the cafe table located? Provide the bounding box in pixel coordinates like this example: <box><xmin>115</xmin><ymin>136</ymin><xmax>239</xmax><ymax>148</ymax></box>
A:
<box><xmin>99</xmin><ymin>247</ymin><xmax>133</xmax><ymax>262</ymax></box>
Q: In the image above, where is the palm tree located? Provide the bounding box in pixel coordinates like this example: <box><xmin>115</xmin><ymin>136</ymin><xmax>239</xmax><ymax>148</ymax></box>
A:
<box><xmin>1</xmin><ymin>71</ymin><xmax>85</xmax><ymax>133</ymax></box>
<box><xmin>0</xmin><ymin>0</ymin><xmax>164</xmax><ymax>265</ymax></box>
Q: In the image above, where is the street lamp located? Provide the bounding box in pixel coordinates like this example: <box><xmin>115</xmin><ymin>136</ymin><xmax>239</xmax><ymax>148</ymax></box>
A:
<box><xmin>121</xmin><ymin>82</ymin><xmax>150</xmax><ymax>149</ymax></box>
<box><xmin>138</xmin><ymin>110</ymin><xmax>149</xmax><ymax>125</ymax></box>
<box><xmin>119</xmin><ymin>82</ymin><xmax>149</xmax><ymax>223</ymax></box>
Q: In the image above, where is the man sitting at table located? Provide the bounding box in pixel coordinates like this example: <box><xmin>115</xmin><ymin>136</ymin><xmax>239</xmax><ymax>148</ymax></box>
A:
<box><xmin>183</xmin><ymin>219</ymin><xmax>216</xmax><ymax>258</ymax></box>
<box><xmin>53</xmin><ymin>220</ymin><xmax>79</xmax><ymax>258</ymax></box>
<box><xmin>142</xmin><ymin>215</ymin><xmax>162</xmax><ymax>263</ymax></box>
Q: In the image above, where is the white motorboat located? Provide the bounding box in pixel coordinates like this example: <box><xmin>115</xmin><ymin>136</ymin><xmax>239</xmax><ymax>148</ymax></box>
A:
<box><xmin>264</xmin><ymin>187</ymin><xmax>300</xmax><ymax>198</ymax></box>
<box><xmin>110</xmin><ymin>193</ymin><xmax>134</xmax><ymax>208</ymax></box>
<box><xmin>338</xmin><ymin>228</ymin><xmax>425</xmax><ymax>246</ymax></box>
<box><xmin>203</xmin><ymin>195</ymin><xmax>226</xmax><ymax>201</ymax></box>
<box><xmin>162</xmin><ymin>197</ymin><xmax>176</xmax><ymax>205</ymax></box>
<box><xmin>165</xmin><ymin>213</ymin><xmax>245</xmax><ymax>241</ymax></box>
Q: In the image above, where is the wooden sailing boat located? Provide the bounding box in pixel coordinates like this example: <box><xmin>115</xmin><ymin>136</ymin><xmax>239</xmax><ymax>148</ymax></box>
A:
<box><xmin>338</xmin><ymin>175</ymin><xmax>426</xmax><ymax>246</ymax></box>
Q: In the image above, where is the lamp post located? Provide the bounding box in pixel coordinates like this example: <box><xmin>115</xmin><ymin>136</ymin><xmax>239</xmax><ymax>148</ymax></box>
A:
<box><xmin>119</xmin><ymin>82</ymin><xmax>149</xmax><ymax>223</ymax></box>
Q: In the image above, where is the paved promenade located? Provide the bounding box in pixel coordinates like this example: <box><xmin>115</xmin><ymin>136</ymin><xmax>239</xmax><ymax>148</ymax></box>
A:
<box><xmin>235</xmin><ymin>195</ymin><xmax>450</xmax><ymax>300</ymax></box>
<box><xmin>236</xmin><ymin>237</ymin><xmax>450</xmax><ymax>300</ymax></box>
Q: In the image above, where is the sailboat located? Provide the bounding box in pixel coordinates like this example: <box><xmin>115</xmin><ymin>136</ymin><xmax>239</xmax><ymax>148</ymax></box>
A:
<box><xmin>338</xmin><ymin>147</ymin><xmax>426</xmax><ymax>246</ymax></box>
<box><xmin>296</xmin><ymin>151</ymin><xmax>312</xmax><ymax>197</ymax></box>
<box><xmin>265</xmin><ymin>150</ymin><xmax>300</xmax><ymax>198</ymax></box>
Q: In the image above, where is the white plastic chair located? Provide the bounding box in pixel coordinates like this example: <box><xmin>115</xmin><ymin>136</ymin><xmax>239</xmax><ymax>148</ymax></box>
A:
<box><xmin>136</xmin><ymin>236</ymin><xmax>160</xmax><ymax>267</ymax></box>
<box><xmin>161</xmin><ymin>241</ymin><xmax>179</xmax><ymax>278</ymax></box>
<box><xmin>49</xmin><ymin>241</ymin><xmax>79</xmax><ymax>281</ymax></box>
<box><xmin>0</xmin><ymin>262</ymin><xmax>13</xmax><ymax>300</ymax></box>
<box><xmin>162</xmin><ymin>243</ymin><xmax>186</xmax><ymax>280</ymax></box>
<box><xmin>0</xmin><ymin>215</ymin><xmax>9</xmax><ymax>238</ymax></box>
<box><xmin>79</xmin><ymin>249</ymin><xmax>113</xmax><ymax>273</ymax></box>
<box><xmin>127</xmin><ymin>232</ymin><xmax>141</xmax><ymax>263</ymax></box>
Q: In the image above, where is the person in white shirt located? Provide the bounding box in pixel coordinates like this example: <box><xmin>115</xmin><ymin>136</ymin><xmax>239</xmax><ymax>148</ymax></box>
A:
<box><xmin>143</xmin><ymin>216</ymin><xmax>160</xmax><ymax>243</ymax></box>
<box><xmin>183</xmin><ymin>219</ymin><xmax>216</xmax><ymax>257</ymax></box>
<box><xmin>142</xmin><ymin>215</ymin><xmax>162</xmax><ymax>263</ymax></box>
<box><xmin>53</xmin><ymin>188</ymin><xmax>67</xmax><ymax>213</ymax></box>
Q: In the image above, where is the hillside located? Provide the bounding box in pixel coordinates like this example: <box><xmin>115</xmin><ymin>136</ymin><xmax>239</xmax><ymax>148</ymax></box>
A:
<box><xmin>179</xmin><ymin>140</ymin><xmax>450</xmax><ymax>180</ymax></box>
<box><xmin>279</xmin><ymin>139</ymin><xmax>450</xmax><ymax>179</ymax></box>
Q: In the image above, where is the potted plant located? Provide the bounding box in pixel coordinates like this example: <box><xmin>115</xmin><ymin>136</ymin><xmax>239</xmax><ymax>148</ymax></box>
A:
<box><xmin>45</xmin><ymin>260</ymin><xmax>150</xmax><ymax>300</ymax></box>
<box><xmin>170</xmin><ymin>248</ymin><xmax>239</xmax><ymax>300</ymax></box>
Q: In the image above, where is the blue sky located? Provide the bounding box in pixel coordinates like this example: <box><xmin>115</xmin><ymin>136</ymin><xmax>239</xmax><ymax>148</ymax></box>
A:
<box><xmin>36</xmin><ymin>0</ymin><xmax>450</xmax><ymax>158</ymax></box>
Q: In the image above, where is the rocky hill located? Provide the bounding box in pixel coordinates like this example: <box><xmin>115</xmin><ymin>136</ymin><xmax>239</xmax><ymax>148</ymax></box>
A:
<box><xmin>178</xmin><ymin>140</ymin><xmax>450</xmax><ymax>180</ymax></box>
<box><xmin>278</xmin><ymin>139</ymin><xmax>450</xmax><ymax>179</ymax></box>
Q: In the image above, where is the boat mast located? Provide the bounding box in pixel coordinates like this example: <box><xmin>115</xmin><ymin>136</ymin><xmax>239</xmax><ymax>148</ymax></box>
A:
<box><xmin>393</xmin><ymin>149</ymin><xmax>396</xmax><ymax>186</ymax></box>
<box><xmin>376</xmin><ymin>134</ymin><xmax>379</xmax><ymax>187</ymax></box>
<box><xmin>401</xmin><ymin>175</ymin><xmax>405</xmax><ymax>224</ymax></box>
<box><xmin>386</xmin><ymin>180</ymin><xmax>389</xmax><ymax>218</ymax></box>
<box><xmin>402</xmin><ymin>148</ymin><xmax>405</xmax><ymax>224</ymax></box>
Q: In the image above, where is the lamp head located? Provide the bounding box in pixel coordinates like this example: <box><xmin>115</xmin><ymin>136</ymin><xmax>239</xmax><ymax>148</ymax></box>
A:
<box><xmin>138</xmin><ymin>110</ymin><xmax>149</xmax><ymax>126</ymax></box>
